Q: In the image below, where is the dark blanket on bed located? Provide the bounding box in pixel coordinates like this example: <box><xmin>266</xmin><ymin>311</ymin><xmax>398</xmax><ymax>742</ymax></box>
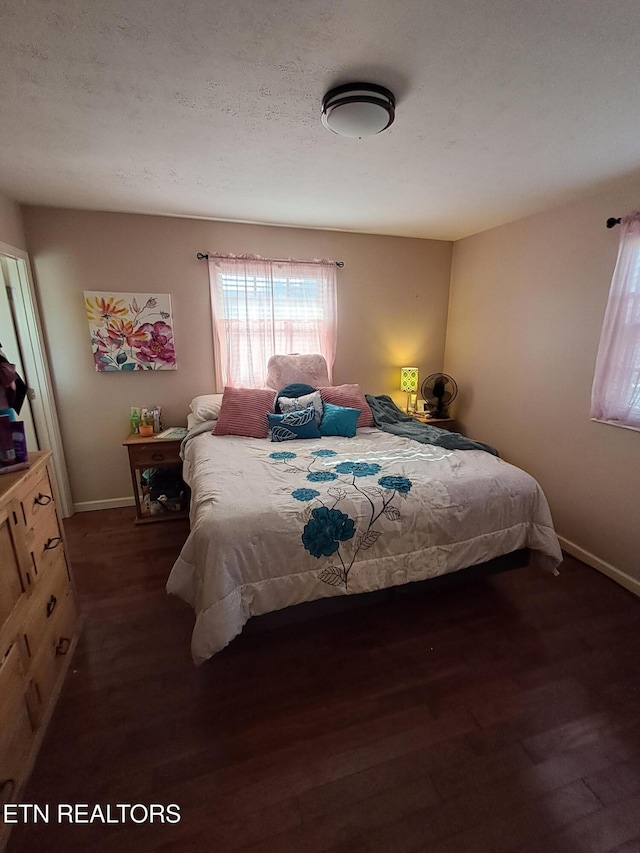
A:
<box><xmin>364</xmin><ymin>394</ymin><xmax>499</xmax><ymax>456</ymax></box>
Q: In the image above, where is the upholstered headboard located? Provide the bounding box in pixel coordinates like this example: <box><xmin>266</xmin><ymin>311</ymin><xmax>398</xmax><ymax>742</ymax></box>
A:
<box><xmin>265</xmin><ymin>354</ymin><xmax>331</xmax><ymax>390</ymax></box>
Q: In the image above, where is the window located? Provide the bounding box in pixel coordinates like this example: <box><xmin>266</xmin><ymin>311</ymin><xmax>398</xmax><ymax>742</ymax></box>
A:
<box><xmin>208</xmin><ymin>254</ymin><xmax>337</xmax><ymax>388</ymax></box>
<box><xmin>591</xmin><ymin>214</ymin><xmax>640</xmax><ymax>429</ymax></box>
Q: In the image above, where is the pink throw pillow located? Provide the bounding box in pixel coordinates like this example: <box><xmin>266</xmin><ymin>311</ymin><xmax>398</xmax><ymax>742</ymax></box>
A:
<box><xmin>319</xmin><ymin>384</ymin><xmax>374</xmax><ymax>428</ymax></box>
<box><xmin>213</xmin><ymin>387</ymin><xmax>277</xmax><ymax>438</ymax></box>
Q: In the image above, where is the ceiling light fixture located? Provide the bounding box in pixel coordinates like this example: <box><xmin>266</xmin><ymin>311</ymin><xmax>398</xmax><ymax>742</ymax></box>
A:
<box><xmin>321</xmin><ymin>82</ymin><xmax>395</xmax><ymax>139</ymax></box>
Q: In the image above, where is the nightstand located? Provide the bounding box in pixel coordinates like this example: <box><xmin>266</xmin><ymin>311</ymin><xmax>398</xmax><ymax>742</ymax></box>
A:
<box><xmin>122</xmin><ymin>434</ymin><xmax>189</xmax><ymax>524</ymax></box>
<box><xmin>409</xmin><ymin>413</ymin><xmax>457</xmax><ymax>432</ymax></box>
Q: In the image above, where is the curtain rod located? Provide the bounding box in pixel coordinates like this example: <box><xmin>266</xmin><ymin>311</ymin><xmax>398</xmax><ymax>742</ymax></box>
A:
<box><xmin>196</xmin><ymin>252</ymin><xmax>344</xmax><ymax>268</ymax></box>
<box><xmin>606</xmin><ymin>210</ymin><xmax>640</xmax><ymax>228</ymax></box>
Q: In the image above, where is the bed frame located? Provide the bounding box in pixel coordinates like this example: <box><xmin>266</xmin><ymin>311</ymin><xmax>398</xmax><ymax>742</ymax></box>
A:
<box><xmin>242</xmin><ymin>548</ymin><xmax>530</xmax><ymax>636</ymax></box>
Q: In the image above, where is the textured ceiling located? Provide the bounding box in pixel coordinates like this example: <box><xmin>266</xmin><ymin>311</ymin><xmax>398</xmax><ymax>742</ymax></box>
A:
<box><xmin>1</xmin><ymin>0</ymin><xmax>640</xmax><ymax>240</ymax></box>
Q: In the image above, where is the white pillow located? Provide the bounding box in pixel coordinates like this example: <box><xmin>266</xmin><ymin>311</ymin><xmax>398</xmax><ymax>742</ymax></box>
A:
<box><xmin>266</xmin><ymin>354</ymin><xmax>331</xmax><ymax>390</ymax></box>
<box><xmin>278</xmin><ymin>391</ymin><xmax>323</xmax><ymax>426</ymax></box>
<box><xmin>189</xmin><ymin>394</ymin><xmax>223</xmax><ymax>424</ymax></box>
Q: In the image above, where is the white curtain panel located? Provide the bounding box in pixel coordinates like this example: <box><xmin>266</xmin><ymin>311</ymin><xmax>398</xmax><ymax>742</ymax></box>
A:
<box><xmin>208</xmin><ymin>254</ymin><xmax>337</xmax><ymax>389</ymax></box>
<box><xmin>591</xmin><ymin>214</ymin><xmax>640</xmax><ymax>428</ymax></box>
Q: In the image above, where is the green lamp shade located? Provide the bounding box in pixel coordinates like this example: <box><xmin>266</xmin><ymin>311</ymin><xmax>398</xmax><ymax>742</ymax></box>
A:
<box><xmin>400</xmin><ymin>367</ymin><xmax>419</xmax><ymax>393</ymax></box>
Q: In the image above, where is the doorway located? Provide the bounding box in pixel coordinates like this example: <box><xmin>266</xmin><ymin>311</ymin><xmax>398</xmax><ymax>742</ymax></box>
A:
<box><xmin>0</xmin><ymin>240</ymin><xmax>72</xmax><ymax>516</ymax></box>
<box><xmin>0</xmin><ymin>260</ymin><xmax>38</xmax><ymax>450</ymax></box>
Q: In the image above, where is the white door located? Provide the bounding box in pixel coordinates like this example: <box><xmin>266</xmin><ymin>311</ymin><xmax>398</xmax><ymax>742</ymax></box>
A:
<box><xmin>0</xmin><ymin>260</ymin><xmax>39</xmax><ymax>450</ymax></box>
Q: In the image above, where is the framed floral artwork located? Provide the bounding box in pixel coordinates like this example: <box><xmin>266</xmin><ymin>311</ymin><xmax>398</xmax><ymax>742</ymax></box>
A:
<box><xmin>84</xmin><ymin>292</ymin><xmax>177</xmax><ymax>371</ymax></box>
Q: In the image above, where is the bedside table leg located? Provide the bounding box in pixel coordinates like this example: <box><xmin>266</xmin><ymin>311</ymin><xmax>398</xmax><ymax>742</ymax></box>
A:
<box><xmin>128</xmin><ymin>461</ymin><xmax>144</xmax><ymax>522</ymax></box>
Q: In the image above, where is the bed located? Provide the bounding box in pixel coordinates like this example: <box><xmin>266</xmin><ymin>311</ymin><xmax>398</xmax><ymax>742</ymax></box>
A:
<box><xmin>167</xmin><ymin>418</ymin><xmax>562</xmax><ymax>664</ymax></box>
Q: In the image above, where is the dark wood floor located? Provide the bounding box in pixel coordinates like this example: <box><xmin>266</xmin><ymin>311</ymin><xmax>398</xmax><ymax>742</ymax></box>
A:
<box><xmin>7</xmin><ymin>508</ymin><xmax>640</xmax><ymax>853</ymax></box>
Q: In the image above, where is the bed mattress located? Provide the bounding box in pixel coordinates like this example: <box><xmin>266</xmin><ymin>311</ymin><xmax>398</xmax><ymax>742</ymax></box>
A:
<box><xmin>167</xmin><ymin>427</ymin><xmax>562</xmax><ymax>663</ymax></box>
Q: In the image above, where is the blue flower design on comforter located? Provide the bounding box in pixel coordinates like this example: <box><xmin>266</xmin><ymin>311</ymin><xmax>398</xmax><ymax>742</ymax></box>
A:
<box><xmin>267</xmin><ymin>447</ymin><xmax>413</xmax><ymax>589</ymax></box>
<box><xmin>307</xmin><ymin>471</ymin><xmax>338</xmax><ymax>482</ymax></box>
<box><xmin>301</xmin><ymin>507</ymin><xmax>356</xmax><ymax>557</ymax></box>
<box><xmin>378</xmin><ymin>475</ymin><xmax>412</xmax><ymax>494</ymax></box>
<box><xmin>334</xmin><ymin>461</ymin><xmax>382</xmax><ymax>477</ymax></box>
<box><xmin>292</xmin><ymin>488</ymin><xmax>320</xmax><ymax>502</ymax></box>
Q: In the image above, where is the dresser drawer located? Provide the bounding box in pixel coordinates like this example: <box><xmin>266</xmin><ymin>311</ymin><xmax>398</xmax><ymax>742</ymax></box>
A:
<box><xmin>127</xmin><ymin>442</ymin><xmax>181</xmax><ymax>468</ymax></box>
<box><xmin>22</xmin><ymin>554</ymin><xmax>71</xmax><ymax>664</ymax></box>
<box><xmin>25</xmin><ymin>506</ymin><xmax>66</xmax><ymax>585</ymax></box>
<box><xmin>0</xmin><ymin>643</ymin><xmax>26</xmax><ymax>734</ymax></box>
<box><xmin>0</xmin><ymin>646</ymin><xmax>38</xmax><ymax>799</ymax></box>
<box><xmin>0</xmin><ymin>510</ymin><xmax>27</xmax><ymax>627</ymax></box>
<box><xmin>28</xmin><ymin>587</ymin><xmax>77</xmax><ymax>728</ymax></box>
<box><xmin>0</xmin><ymin>694</ymin><xmax>34</xmax><ymax>808</ymax></box>
<box><xmin>20</xmin><ymin>466</ymin><xmax>55</xmax><ymax>531</ymax></box>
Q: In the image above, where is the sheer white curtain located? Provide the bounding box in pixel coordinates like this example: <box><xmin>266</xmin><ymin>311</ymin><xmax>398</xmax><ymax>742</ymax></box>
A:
<box><xmin>208</xmin><ymin>254</ymin><xmax>338</xmax><ymax>389</ymax></box>
<box><xmin>591</xmin><ymin>213</ymin><xmax>640</xmax><ymax>428</ymax></box>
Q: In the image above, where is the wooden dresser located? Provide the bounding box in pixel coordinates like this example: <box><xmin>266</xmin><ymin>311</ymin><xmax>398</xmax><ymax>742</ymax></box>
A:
<box><xmin>0</xmin><ymin>452</ymin><xmax>80</xmax><ymax>845</ymax></box>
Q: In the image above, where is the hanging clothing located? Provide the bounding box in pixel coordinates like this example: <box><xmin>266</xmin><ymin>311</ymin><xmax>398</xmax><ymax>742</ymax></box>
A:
<box><xmin>0</xmin><ymin>350</ymin><xmax>27</xmax><ymax>414</ymax></box>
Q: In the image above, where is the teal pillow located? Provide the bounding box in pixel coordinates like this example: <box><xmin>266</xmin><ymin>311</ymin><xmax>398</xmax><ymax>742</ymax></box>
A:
<box><xmin>268</xmin><ymin>405</ymin><xmax>321</xmax><ymax>442</ymax></box>
<box><xmin>319</xmin><ymin>403</ymin><xmax>361</xmax><ymax>437</ymax></box>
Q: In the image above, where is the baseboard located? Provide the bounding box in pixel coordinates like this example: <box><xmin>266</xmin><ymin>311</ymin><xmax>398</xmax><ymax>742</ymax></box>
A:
<box><xmin>73</xmin><ymin>497</ymin><xmax>135</xmax><ymax>513</ymax></box>
<box><xmin>558</xmin><ymin>536</ymin><xmax>640</xmax><ymax>598</ymax></box>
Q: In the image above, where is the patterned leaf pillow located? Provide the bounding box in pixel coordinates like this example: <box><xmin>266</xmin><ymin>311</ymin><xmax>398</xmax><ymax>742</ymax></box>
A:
<box><xmin>267</xmin><ymin>405</ymin><xmax>322</xmax><ymax>442</ymax></box>
<box><xmin>277</xmin><ymin>391</ymin><xmax>323</xmax><ymax>426</ymax></box>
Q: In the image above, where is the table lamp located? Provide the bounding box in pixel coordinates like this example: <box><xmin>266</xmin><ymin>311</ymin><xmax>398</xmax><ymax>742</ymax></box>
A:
<box><xmin>400</xmin><ymin>367</ymin><xmax>419</xmax><ymax>413</ymax></box>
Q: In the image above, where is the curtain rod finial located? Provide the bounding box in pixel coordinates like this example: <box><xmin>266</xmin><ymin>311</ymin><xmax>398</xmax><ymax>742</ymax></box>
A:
<box><xmin>606</xmin><ymin>217</ymin><xmax>622</xmax><ymax>229</ymax></box>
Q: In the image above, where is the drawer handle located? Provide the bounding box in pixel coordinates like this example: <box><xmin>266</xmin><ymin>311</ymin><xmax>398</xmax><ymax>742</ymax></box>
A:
<box><xmin>44</xmin><ymin>536</ymin><xmax>62</xmax><ymax>551</ymax></box>
<box><xmin>55</xmin><ymin>637</ymin><xmax>71</xmax><ymax>656</ymax></box>
<box><xmin>0</xmin><ymin>778</ymin><xmax>16</xmax><ymax>802</ymax></box>
<box><xmin>34</xmin><ymin>493</ymin><xmax>52</xmax><ymax>506</ymax></box>
<box><xmin>151</xmin><ymin>451</ymin><xmax>165</xmax><ymax>462</ymax></box>
<box><xmin>46</xmin><ymin>595</ymin><xmax>57</xmax><ymax>617</ymax></box>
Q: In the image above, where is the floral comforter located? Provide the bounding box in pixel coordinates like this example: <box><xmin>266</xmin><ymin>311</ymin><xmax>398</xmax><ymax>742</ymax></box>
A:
<box><xmin>167</xmin><ymin>428</ymin><xmax>562</xmax><ymax>664</ymax></box>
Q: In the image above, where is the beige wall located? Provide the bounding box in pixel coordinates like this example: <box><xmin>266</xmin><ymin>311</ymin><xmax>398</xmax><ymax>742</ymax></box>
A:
<box><xmin>0</xmin><ymin>192</ymin><xmax>26</xmax><ymax>249</ymax></box>
<box><xmin>445</xmin><ymin>184</ymin><xmax>640</xmax><ymax>583</ymax></box>
<box><xmin>22</xmin><ymin>207</ymin><xmax>452</xmax><ymax>508</ymax></box>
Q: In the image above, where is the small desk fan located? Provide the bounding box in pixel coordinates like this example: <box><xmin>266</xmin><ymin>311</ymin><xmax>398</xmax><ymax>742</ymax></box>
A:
<box><xmin>420</xmin><ymin>373</ymin><xmax>458</xmax><ymax>418</ymax></box>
